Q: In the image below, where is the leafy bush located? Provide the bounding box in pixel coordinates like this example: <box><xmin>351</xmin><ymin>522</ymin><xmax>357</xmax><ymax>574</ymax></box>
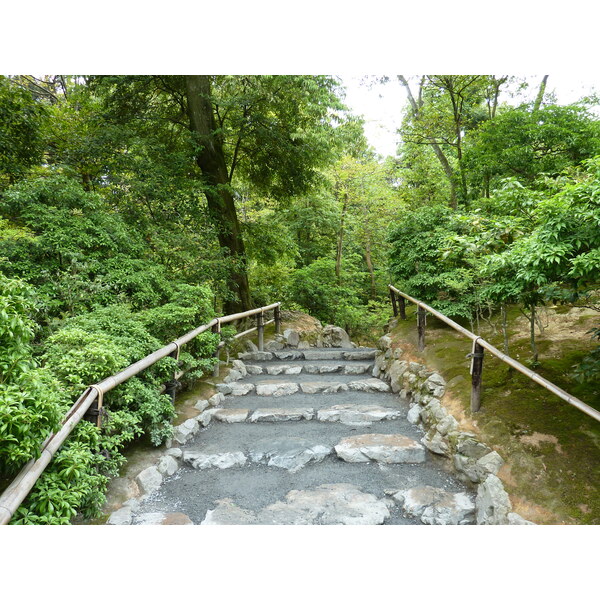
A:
<box><xmin>0</xmin><ymin>274</ymin><xmax>63</xmax><ymax>477</ymax></box>
<box><xmin>388</xmin><ymin>205</ymin><xmax>479</xmax><ymax>319</ymax></box>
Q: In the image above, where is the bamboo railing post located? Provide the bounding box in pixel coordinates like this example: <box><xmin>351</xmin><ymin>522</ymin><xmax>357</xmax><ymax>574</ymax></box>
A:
<box><xmin>417</xmin><ymin>306</ymin><xmax>427</xmax><ymax>351</ymax></box>
<box><xmin>390</xmin><ymin>288</ymin><xmax>398</xmax><ymax>317</ymax></box>
<box><xmin>257</xmin><ymin>311</ymin><xmax>264</xmax><ymax>351</ymax></box>
<box><xmin>274</xmin><ymin>304</ymin><xmax>281</xmax><ymax>334</ymax></box>
<box><xmin>399</xmin><ymin>296</ymin><xmax>407</xmax><ymax>320</ymax></box>
<box><xmin>470</xmin><ymin>341</ymin><xmax>485</xmax><ymax>412</ymax></box>
<box><xmin>212</xmin><ymin>319</ymin><xmax>221</xmax><ymax>377</ymax></box>
<box><xmin>164</xmin><ymin>345</ymin><xmax>180</xmax><ymax>404</ymax></box>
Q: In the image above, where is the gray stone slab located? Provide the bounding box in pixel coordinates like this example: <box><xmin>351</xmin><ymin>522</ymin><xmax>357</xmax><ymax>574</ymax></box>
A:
<box><xmin>248</xmin><ymin>408</ymin><xmax>314</xmax><ymax>423</ymax></box>
<box><xmin>183</xmin><ymin>449</ymin><xmax>247</xmax><ymax>470</ymax></box>
<box><xmin>272</xmin><ymin>350</ymin><xmax>305</xmax><ymax>361</ymax></box>
<box><xmin>265</xmin><ymin>364</ymin><xmax>303</xmax><ymax>376</ymax></box>
<box><xmin>347</xmin><ymin>378</ymin><xmax>391</xmax><ymax>393</ymax></box>
<box><xmin>301</xmin><ymin>350</ymin><xmax>345</xmax><ymax>361</ymax></box>
<box><xmin>228</xmin><ymin>382</ymin><xmax>255</xmax><ymax>396</ymax></box>
<box><xmin>208</xmin><ymin>408</ymin><xmax>249</xmax><ymax>423</ymax></box>
<box><xmin>300</xmin><ymin>381</ymin><xmax>348</xmax><ymax>394</ymax></box>
<box><xmin>255</xmin><ymin>381</ymin><xmax>300</xmax><ymax>396</ymax></box>
<box><xmin>343</xmin><ymin>350</ymin><xmax>377</xmax><ymax>360</ymax></box>
<box><xmin>248</xmin><ymin>437</ymin><xmax>331</xmax><ymax>472</ymax></box>
<box><xmin>237</xmin><ymin>351</ymin><xmax>274</xmax><ymax>361</ymax></box>
<box><xmin>317</xmin><ymin>404</ymin><xmax>402</xmax><ymax>425</ymax></box>
<box><xmin>390</xmin><ymin>486</ymin><xmax>475</xmax><ymax>525</ymax></box>
<box><xmin>335</xmin><ymin>433</ymin><xmax>426</xmax><ymax>464</ymax></box>
<box><xmin>202</xmin><ymin>483</ymin><xmax>390</xmax><ymax>525</ymax></box>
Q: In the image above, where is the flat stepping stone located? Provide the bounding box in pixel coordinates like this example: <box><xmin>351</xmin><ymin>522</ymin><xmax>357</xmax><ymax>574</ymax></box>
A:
<box><xmin>248</xmin><ymin>437</ymin><xmax>331</xmax><ymax>472</ymax></box>
<box><xmin>343</xmin><ymin>364</ymin><xmax>373</xmax><ymax>375</ymax></box>
<box><xmin>201</xmin><ymin>483</ymin><xmax>390</xmax><ymax>525</ymax></box>
<box><xmin>347</xmin><ymin>378</ymin><xmax>391</xmax><ymax>393</ymax></box>
<box><xmin>248</xmin><ymin>408</ymin><xmax>314</xmax><ymax>422</ymax></box>
<box><xmin>302</xmin><ymin>363</ymin><xmax>343</xmax><ymax>374</ymax></box>
<box><xmin>300</xmin><ymin>381</ymin><xmax>348</xmax><ymax>394</ymax></box>
<box><xmin>265</xmin><ymin>365</ymin><xmax>303</xmax><ymax>375</ymax></box>
<box><xmin>208</xmin><ymin>408</ymin><xmax>249</xmax><ymax>423</ymax></box>
<box><xmin>183</xmin><ymin>449</ymin><xmax>247</xmax><ymax>470</ymax></box>
<box><xmin>238</xmin><ymin>351</ymin><xmax>274</xmax><ymax>361</ymax></box>
<box><xmin>388</xmin><ymin>486</ymin><xmax>475</xmax><ymax>525</ymax></box>
<box><xmin>255</xmin><ymin>381</ymin><xmax>300</xmax><ymax>396</ymax></box>
<box><xmin>317</xmin><ymin>404</ymin><xmax>402</xmax><ymax>425</ymax></box>
<box><xmin>228</xmin><ymin>382</ymin><xmax>255</xmax><ymax>396</ymax></box>
<box><xmin>301</xmin><ymin>350</ymin><xmax>345</xmax><ymax>361</ymax></box>
<box><xmin>335</xmin><ymin>433</ymin><xmax>426</xmax><ymax>464</ymax></box>
<box><xmin>342</xmin><ymin>350</ymin><xmax>377</xmax><ymax>360</ymax></box>
<box><xmin>272</xmin><ymin>350</ymin><xmax>304</xmax><ymax>361</ymax></box>
<box><xmin>133</xmin><ymin>512</ymin><xmax>194</xmax><ymax>525</ymax></box>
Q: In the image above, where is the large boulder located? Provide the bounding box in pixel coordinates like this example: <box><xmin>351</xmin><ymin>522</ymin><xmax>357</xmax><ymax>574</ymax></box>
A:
<box><xmin>135</xmin><ymin>466</ymin><xmax>163</xmax><ymax>496</ymax></box>
<box><xmin>391</xmin><ymin>486</ymin><xmax>475</xmax><ymax>525</ymax></box>
<box><xmin>283</xmin><ymin>329</ymin><xmax>300</xmax><ymax>348</ymax></box>
<box><xmin>476</xmin><ymin>474</ymin><xmax>512</xmax><ymax>524</ymax></box>
<box><xmin>321</xmin><ymin>325</ymin><xmax>353</xmax><ymax>348</ymax></box>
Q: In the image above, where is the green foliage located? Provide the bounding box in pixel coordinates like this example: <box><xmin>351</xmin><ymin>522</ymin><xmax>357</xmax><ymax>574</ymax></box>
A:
<box><xmin>0</xmin><ymin>274</ymin><xmax>63</xmax><ymax>477</ymax></box>
<box><xmin>574</xmin><ymin>328</ymin><xmax>600</xmax><ymax>383</ymax></box>
<box><xmin>465</xmin><ymin>103</ymin><xmax>600</xmax><ymax>190</ymax></box>
<box><xmin>388</xmin><ymin>205</ymin><xmax>480</xmax><ymax>318</ymax></box>
<box><xmin>0</xmin><ymin>77</ymin><xmax>47</xmax><ymax>188</ymax></box>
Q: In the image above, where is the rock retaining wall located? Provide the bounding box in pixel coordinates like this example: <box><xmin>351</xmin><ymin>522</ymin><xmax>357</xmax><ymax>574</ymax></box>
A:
<box><xmin>373</xmin><ymin>333</ymin><xmax>534</xmax><ymax>525</ymax></box>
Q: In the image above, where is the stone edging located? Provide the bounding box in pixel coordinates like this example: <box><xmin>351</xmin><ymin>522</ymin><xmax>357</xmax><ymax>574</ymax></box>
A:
<box><xmin>106</xmin><ymin>324</ymin><xmax>353</xmax><ymax>524</ymax></box>
<box><xmin>373</xmin><ymin>333</ymin><xmax>534</xmax><ymax>525</ymax></box>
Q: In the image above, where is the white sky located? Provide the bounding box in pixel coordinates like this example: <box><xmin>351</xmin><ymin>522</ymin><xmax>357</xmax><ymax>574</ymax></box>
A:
<box><xmin>340</xmin><ymin>75</ymin><xmax>600</xmax><ymax>158</ymax></box>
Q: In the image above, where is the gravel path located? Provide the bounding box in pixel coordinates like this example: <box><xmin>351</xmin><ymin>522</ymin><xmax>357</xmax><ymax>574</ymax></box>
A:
<box><xmin>117</xmin><ymin>344</ymin><xmax>476</xmax><ymax>525</ymax></box>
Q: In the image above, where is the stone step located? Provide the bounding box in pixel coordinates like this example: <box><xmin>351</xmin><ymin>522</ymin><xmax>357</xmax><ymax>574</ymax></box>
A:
<box><xmin>202</xmin><ymin>404</ymin><xmax>403</xmax><ymax>426</ymax></box>
<box><xmin>386</xmin><ymin>486</ymin><xmax>475</xmax><ymax>525</ymax></box>
<box><xmin>237</xmin><ymin>348</ymin><xmax>377</xmax><ymax>362</ymax></box>
<box><xmin>201</xmin><ymin>483</ymin><xmax>391</xmax><ymax>525</ymax></box>
<box><xmin>204</xmin><ymin>389</ymin><xmax>407</xmax><ymax>412</ymax></box>
<box><xmin>183</xmin><ymin>437</ymin><xmax>332</xmax><ymax>473</ymax></box>
<box><xmin>243</xmin><ymin>361</ymin><xmax>374</xmax><ymax>376</ymax></box>
<box><xmin>316</xmin><ymin>404</ymin><xmax>403</xmax><ymax>425</ymax></box>
<box><xmin>335</xmin><ymin>433</ymin><xmax>426</xmax><ymax>464</ymax></box>
<box><xmin>248</xmin><ymin>437</ymin><xmax>332</xmax><ymax>471</ymax></box>
<box><xmin>216</xmin><ymin>378</ymin><xmax>391</xmax><ymax>397</ymax></box>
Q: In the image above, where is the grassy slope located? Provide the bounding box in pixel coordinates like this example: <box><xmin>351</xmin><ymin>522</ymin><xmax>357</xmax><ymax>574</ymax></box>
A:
<box><xmin>387</xmin><ymin>304</ymin><xmax>600</xmax><ymax>525</ymax></box>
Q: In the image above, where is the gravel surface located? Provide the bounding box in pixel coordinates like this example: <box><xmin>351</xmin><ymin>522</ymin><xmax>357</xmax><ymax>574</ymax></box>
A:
<box><xmin>129</xmin><ymin>345</ymin><xmax>472</xmax><ymax>525</ymax></box>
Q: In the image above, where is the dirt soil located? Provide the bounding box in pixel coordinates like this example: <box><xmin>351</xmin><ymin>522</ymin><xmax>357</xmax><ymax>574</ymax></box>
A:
<box><xmin>387</xmin><ymin>303</ymin><xmax>600</xmax><ymax>525</ymax></box>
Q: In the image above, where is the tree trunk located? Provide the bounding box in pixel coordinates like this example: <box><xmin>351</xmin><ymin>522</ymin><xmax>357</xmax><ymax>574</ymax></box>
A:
<box><xmin>184</xmin><ymin>75</ymin><xmax>251</xmax><ymax>313</ymax></box>
<box><xmin>398</xmin><ymin>75</ymin><xmax>457</xmax><ymax>209</ymax></box>
<box><xmin>335</xmin><ymin>192</ymin><xmax>348</xmax><ymax>283</ymax></box>
<box><xmin>364</xmin><ymin>239</ymin><xmax>376</xmax><ymax>299</ymax></box>
<box><xmin>530</xmin><ymin>304</ymin><xmax>538</xmax><ymax>364</ymax></box>
<box><xmin>501</xmin><ymin>304</ymin><xmax>509</xmax><ymax>355</ymax></box>
<box><xmin>533</xmin><ymin>75</ymin><xmax>549</xmax><ymax>113</ymax></box>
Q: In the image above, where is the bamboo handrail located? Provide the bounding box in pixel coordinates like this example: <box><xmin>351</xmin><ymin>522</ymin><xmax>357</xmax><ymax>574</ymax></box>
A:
<box><xmin>388</xmin><ymin>284</ymin><xmax>600</xmax><ymax>424</ymax></box>
<box><xmin>0</xmin><ymin>302</ymin><xmax>281</xmax><ymax>525</ymax></box>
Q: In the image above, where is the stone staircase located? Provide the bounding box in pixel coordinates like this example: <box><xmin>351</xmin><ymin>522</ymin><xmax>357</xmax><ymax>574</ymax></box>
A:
<box><xmin>113</xmin><ymin>338</ymin><xmax>481</xmax><ymax>525</ymax></box>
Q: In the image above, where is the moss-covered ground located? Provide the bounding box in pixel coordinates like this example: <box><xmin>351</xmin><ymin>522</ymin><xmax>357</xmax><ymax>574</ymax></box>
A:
<box><xmin>386</xmin><ymin>303</ymin><xmax>600</xmax><ymax>524</ymax></box>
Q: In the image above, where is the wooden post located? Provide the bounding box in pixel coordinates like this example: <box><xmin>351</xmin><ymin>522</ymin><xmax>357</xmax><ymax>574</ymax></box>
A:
<box><xmin>390</xmin><ymin>288</ymin><xmax>398</xmax><ymax>317</ymax></box>
<box><xmin>212</xmin><ymin>320</ymin><xmax>221</xmax><ymax>377</ymax></box>
<box><xmin>257</xmin><ymin>311</ymin><xmax>264</xmax><ymax>351</ymax></box>
<box><xmin>164</xmin><ymin>347</ymin><xmax>179</xmax><ymax>404</ymax></box>
<box><xmin>417</xmin><ymin>307</ymin><xmax>426</xmax><ymax>351</ymax></box>
<box><xmin>399</xmin><ymin>296</ymin><xmax>406</xmax><ymax>320</ymax></box>
<box><xmin>274</xmin><ymin>305</ymin><xmax>281</xmax><ymax>334</ymax></box>
<box><xmin>470</xmin><ymin>342</ymin><xmax>485</xmax><ymax>412</ymax></box>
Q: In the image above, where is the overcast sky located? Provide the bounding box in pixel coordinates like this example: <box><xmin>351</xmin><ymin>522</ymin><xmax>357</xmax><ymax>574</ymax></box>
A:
<box><xmin>340</xmin><ymin>75</ymin><xmax>600</xmax><ymax>158</ymax></box>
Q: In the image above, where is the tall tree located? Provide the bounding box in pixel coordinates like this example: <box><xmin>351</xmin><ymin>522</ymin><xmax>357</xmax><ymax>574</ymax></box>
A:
<box><xmin>398</xmin><ymin>75</ymin><xmax>509</xmax><ymax>207</ymax></box>
<box><xmin>95</xmin><ymin>75</ymin><xmax>346</xmax><ymax>312</ymax></box>
<box><xmin>185</xmin><ymin>76</ymin><xmax>250</xmax><ymax>312</ymax></box>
